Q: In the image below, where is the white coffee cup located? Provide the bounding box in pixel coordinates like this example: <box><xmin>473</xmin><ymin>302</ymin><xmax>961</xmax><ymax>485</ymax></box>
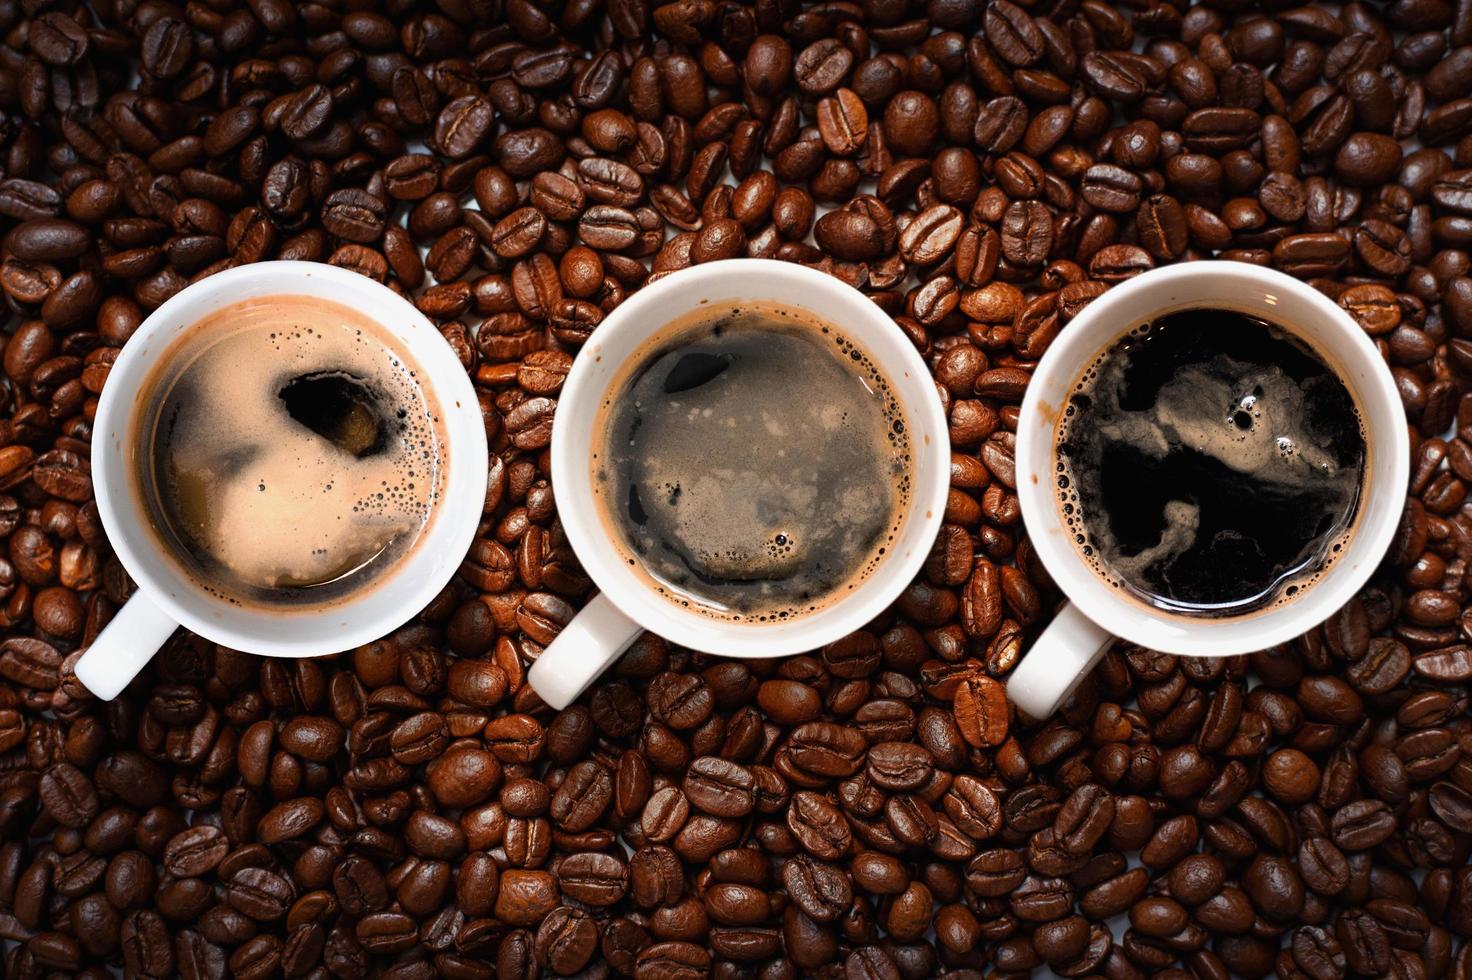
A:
<box><xmin>527</xmin><ymin>259</ymin><xmax>951</xmax><ymax>709</ymax></box>
<box><xmin>1007</xmin><ymin>262</ymin><xmax>1410</xmax><ymax>718</ymax></box>
<box><xmin>76</xmin><ymin>261</ymin><xmax>488</xmax><ymax>700</ymax></box>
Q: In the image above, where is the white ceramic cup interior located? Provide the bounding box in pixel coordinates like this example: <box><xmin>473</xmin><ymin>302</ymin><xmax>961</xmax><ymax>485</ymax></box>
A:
<box><xmin>76</xmin><ymin>261</ymin><xmax>488</xmax><ymax>700</ymax></box>
<box><xmin>527</xmin><ymin>259</ymin><xmax>950</xmax><ymax>709</ymax></box>
<box><xmin>1007</xmin><ymin>262</ymin><xmax>1410</xmax><ymax>718</ymax></box>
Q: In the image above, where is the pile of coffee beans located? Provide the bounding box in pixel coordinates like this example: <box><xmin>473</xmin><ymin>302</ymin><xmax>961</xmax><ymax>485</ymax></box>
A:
<box><xmin>2</xmin><ymin>0</ymin><xmax>1472</xmax><ymax>976</ymax></box>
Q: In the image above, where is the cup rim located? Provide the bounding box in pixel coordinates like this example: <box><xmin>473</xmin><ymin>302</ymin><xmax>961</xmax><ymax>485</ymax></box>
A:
<box><xmin>91</xmin><ymin>261</ymin><xmax>488</xmax><ymax>656</ymax></box>
<box><xmin>550</xmin><ymin>258</ymin><xmax>951</xmax><ymax>657</ymax></box>
<box><xmin>1015</xmin><ymin>262</ymin><xmax>1410</xmax><ymax>656</ymax></box>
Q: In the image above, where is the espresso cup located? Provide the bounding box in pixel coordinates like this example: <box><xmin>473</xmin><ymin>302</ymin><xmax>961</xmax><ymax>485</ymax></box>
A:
<box><xmin>1007</xmin><ymin>262</ymin><xmax>1410</xmax><ymax>718</ymax></box>
<box><xmin>76</xmin><ymin>261</ymin><xmax>488</xmax><ymax>700</ymax></box>
<box><xmin>527</xmin><ymin>259</ymin><xmax>950</xmax><ymax>710</ymax></box>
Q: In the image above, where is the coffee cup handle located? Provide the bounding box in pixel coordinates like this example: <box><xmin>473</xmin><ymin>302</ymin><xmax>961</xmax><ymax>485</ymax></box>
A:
<box><xmin>1006</xmin><ymin>601</ymin><xmax>1113</xmax><ymax>719</ymax></box>
<box><xmin>528</xmin><ymin>593</ymin><xmax>642</xmax><ymax>710</ymax></box>
<box><xmin>74</xmin><ymin>591</ymin><xmax>180</xmax><ymax>700</ymax></box>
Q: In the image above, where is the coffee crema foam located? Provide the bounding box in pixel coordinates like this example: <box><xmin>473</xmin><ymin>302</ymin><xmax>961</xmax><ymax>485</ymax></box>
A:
<box><xmin>132</xmin><ymin>295</ymin><xmax>445</xmax><ymax>609</ymax></box>
<box><xmin>593</xmin><ymin>301</ymin><xmax>912</xmax><ymax>622</ymax></box>
<box><xmin>1056</xmin><ymin>308</ymin><xmax>1365</xmax><ymax>616</ymax></box>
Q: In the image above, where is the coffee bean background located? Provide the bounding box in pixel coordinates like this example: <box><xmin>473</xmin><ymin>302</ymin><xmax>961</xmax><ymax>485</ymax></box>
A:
<box><xmin>1</xmin><ymin>0</ymin><xmax>1471</xmax><ymax>977</ymax></box>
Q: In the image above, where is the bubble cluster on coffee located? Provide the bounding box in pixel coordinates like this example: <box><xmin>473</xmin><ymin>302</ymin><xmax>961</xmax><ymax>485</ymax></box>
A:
<box><xmin>1055</xmin><ymin>308</ymin><xmax>1365</xmax><ymax>615</ymax></box>
<box><xmin>137</xmin><ymin>296</ymin><xmax>446</xmax><ymax>607</ymax></box>
<box><xmin>594</xmin><ymin>302</ymin><xmax>911</xmax><ymax>622</ymax></box>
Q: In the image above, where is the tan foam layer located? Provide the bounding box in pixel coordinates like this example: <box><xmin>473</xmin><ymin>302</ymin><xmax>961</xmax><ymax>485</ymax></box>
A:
<box><xmin>134</xmin><ymin>295</ymin><xmax>444</xmax><ymax>603</ymax></box>
<box><xmin>593</xmin><ymin>301</ymin><xmax>912</xmax><ymax>621</ymax></box>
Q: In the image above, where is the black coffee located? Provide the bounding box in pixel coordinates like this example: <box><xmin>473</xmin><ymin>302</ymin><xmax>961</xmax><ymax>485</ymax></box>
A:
<box><xmin>133</xmin><ymin>295</ymin><xmax>446</xmax><ymax>608</ymax></box>
<box><xmin>1056</xmin><ymin>308</ymin><xmax>1365</xmax><ymax>615</ymax></box>
<box><xmin>594</xmin><ymin>302</ymin><xmax>911</xmax><ymax>621</ymax></box>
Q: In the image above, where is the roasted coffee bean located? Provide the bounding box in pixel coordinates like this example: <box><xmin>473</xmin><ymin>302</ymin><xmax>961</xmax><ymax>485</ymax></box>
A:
<box><xmin>228</xmin><ymin>867</ymin><xmax>294</xmax><ymax>921</ymax></box>
<box><xmin>682</xmin><ymin>757</ymin><xmax>755</xmax><ymax>817</ymax></box>
<box><xmin>954</xmin><ymin>674</ymin><xmax>1010</xmax><ymax>744</ymax></box>
<box><xmin>900</xmin><ymin>205</ymin><xmax>963</xmax><ymax>266</ymax></box>
<box><xmin>39</xmin><ymin>762</ymin><xmax>98</xmax><ymax>827</ymax></box>
<box><xmin>787</xmin><ymin>791</ymin><xmax>851</xmax><ymax>860</ymax></box>
<box><xmin>435</xmin><ymin>97</ymin><xmax>494</xmax><ymax>159</ymax></box>
<box><xmin>163</xmin><ymin>825</ymin><xmax>228</xmax><ymax>877</ymax></box>
<box><xmin>7</xmin><ymin>219</ymin><xmax>91</xmax><ymax>261</ymax></box>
